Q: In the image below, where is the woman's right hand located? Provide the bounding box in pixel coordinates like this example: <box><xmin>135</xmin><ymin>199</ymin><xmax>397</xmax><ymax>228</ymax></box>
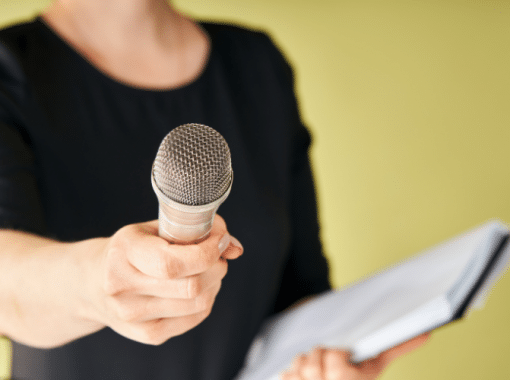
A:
<box><xmin>0</xmin><ymin>214</ymin><xmax>241</xmax><ymax>348</ymax></box>
<box><xmin>80</xmin><ymin>214</ymin><xmax>243</xmax><ymax>345</ymax></box>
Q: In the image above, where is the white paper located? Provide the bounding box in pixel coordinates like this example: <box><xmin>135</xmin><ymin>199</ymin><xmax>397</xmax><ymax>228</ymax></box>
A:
<box><xmin>236</xmin><ymin>220</ymin><xmax>509</xmax><ymax>380</ymax></box>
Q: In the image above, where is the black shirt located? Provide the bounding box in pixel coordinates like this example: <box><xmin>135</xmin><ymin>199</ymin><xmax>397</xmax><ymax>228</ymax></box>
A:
<box><xmin>0</xmin><ymin>18</ymin><xmax>330</xmax><ymax>380</ymax></box>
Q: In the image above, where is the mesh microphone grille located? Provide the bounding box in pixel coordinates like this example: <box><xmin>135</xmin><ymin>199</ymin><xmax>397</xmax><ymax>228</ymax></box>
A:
<box><xmin>153</xmin><ymin>124</ymin><xmax>232</xmax><ymax>206</ymax></box>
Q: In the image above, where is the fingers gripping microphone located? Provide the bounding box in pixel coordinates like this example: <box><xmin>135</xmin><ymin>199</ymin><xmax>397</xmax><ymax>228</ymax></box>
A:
<box><xmin>151</xmin><ymin>123</ymin><xmax>233</xmax><ymax>243</ymax></box>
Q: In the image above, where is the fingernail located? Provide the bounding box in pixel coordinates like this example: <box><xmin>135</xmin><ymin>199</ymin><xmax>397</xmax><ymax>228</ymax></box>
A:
<box><xmin>218</xmin><ymin>234</ymin><xmax>231</xmax><ymax>254</ymax></box>
<box><xmin>230</xmin><ymin>236</ymin><xmax>243</xmax><ymax>250</ymax></box>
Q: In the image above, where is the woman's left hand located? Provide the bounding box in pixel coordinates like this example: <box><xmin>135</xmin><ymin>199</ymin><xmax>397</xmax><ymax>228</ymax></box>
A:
<box><xmin>280</xmin><ymin>333</ymin><xmax>430</xmax><ymax>380</ymax></box>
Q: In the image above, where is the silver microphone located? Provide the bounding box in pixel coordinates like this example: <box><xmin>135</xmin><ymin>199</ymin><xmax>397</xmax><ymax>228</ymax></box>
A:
<box><xmin>151</xmin><ymin>123</ymin><xmax>233</xmax><ymax>243</ymax></box>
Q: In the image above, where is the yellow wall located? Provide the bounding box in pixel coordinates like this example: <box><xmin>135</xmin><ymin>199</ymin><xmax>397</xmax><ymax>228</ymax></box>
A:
<box><xmin>1</xmin><ymin>0</ymin><xmax>510</xmax><ymax>378</ymax></box>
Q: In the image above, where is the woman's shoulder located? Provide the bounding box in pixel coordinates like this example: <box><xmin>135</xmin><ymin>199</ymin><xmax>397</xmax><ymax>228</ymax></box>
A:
<box><xmin>0</xmin><ymin>19</ymin><xmax>43</xmax><ymax>102</ymax></box>
<box><xmin>200</xmin><ymin>21</ymin><xmax>270</xmax><ymax>42</ymax></box>
<box><xmin>0</xmin><ymin>18</ymin><xmax>51</xmax><ymax>86</ymax></box>
<box><xmin>0</xmin><ymin>18</ymin><xmax>45</xmax><ymax>56</ymax></box>
<box><xmin>201</xmin><ymin>21</ymin><xmax>293</xmax><ymax>84</ymax></box>
<box><xmin>201</xmin><ymin>21</ymin><xmax>285</xmax><ymax>63</ymax></box>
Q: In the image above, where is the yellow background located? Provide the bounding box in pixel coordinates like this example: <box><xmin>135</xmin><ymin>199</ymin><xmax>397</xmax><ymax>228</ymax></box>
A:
<box><xmin>1</xmin><ymin>0</ymin><xmax>510</xmax><ymax>378</ymax></box>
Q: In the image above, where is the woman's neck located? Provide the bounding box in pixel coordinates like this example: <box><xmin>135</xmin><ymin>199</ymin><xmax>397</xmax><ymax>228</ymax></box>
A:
<box><xmin>43</xmin><ymin>0</ymin><xmax>180</xmax><ymax>52</ymax></box>
<box><xmin>41</xmin><ymin>0</ymin><xmax>210</xmax><ymax>90</ymax></box>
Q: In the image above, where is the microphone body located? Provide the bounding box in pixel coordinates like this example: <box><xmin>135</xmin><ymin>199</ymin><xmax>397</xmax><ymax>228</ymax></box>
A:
<box><xmin>151</xmin><ymin>175</ymin><xmax>231</xmax><ymax>243</ymax></box>
<box><xmin>151</xmin><ymin>124</ymin><xmax>233</xmax><ymax>244</ymax></box>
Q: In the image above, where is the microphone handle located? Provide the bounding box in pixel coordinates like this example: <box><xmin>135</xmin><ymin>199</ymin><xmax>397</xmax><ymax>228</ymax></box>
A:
<box><xmin>151</xmin><ymin>174</ymin><xmax>232</xmax><ymax>244</ymax></box>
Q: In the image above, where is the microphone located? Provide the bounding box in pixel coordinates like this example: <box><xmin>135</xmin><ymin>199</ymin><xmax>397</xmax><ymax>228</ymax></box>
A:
<box><xmin>151</xmin><ymin>123</ymin><xmax>233</xmax><ymax>243</ymax></box>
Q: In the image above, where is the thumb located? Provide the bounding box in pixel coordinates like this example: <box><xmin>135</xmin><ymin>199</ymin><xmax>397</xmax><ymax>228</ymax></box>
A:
<box><xmin>221</xmin><ymin>235</ymin><xmax>244</xmax><ymax>260</ymax></box>
<box><xmin>373</xmin><ymin>333</ymin><xmax>431</xmax><ymax>370</ymax></box>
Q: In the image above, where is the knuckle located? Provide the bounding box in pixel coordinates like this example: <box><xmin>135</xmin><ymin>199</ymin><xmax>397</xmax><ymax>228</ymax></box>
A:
<box><xmin>119</xmin><ymin>223</ymin><xmax>138</xmax><ymax>236</ymax></box>
<box><xmin>196</xmin><ymin>306</ymin><xmax>213</xmax><ymax>322</ymax></box>
<box><xmin>137</xmin><ymin>314</ymin><xmax>209</xmax><ymax>346</ymax></box>
<box><xmin>137</xmin><ymin>322</ymin><xmax>168</xmax><ymax>346</ymax></box>
<box><xmin>112</xmin><ymin>300</ymin><xmax>142</xmax><ymax>323</ymax></box>
<box><xmin>187</xmin><ymin>308</ymin><xmax>211</xmax><ymax>330</ymax></box>
<box><xmin>111</xmin><ymin>224</ymin><xmax>142</xmax><ymax>251</ymax></box>
<box><xmin>103</xmin><ymin>265</ymin><xmax>124</xmax><ymax>296</ymax></box>
<box><xmin>189</xmin><ymin>245</ymin><xmax>215</xmax><ymax>272</ymax></box>
<box><xmin>202</xmin><ymin>247</ymin><xmax>218</xmax><ymax>268</ymax></box>
<box><xmin>103</xmin><ymin>273</ymin><xmax>118</xmax><ymax>296</ymax></box>
<box><xmin>325</xmin><ymin>368</ymin><xmax>344</xmax><ymax>380</ymax></box>
<box><xmin>194</xmin><ymin>296</ymin><xmax>208</xmax><ymax>312</ymax></box>
<box><xmin>105</xmin><ymin>241</ymin><xmax>123</xmax><ymax>263</ymax></box>
<box><xmin>186</xmin><ymin>277</ymin><xmax>202</xmax><ymax>298</ymax></box>
<box><xmin>186</xmin><ymin>244</ymin><xmax>203</xmax><ymax>260</ymax></box>
<box><xmin>194</xmin><ymin>290</ymin><xmax>215</xmax><ymax>312</ymax></box>
<box><xmin>103</xmin><ymin>278</ymin><xmax>121</xmax><ymax>297</ymax></box>
<box><xmin>111</xmin><ymin>226</ymin><xmax>133</xmax><ymax>246</ymax></box>
<box><xmin>165</xmin><ymin>258</ymin><xmax>183</xmax><ymax>279</ymax></box>
<box><xmin>302</xmin><ymin>363</ymin><xmax>321</xmax><ymax>378</ymax></box>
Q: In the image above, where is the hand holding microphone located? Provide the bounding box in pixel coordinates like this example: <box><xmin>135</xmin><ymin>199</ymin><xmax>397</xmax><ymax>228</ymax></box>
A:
<box><xmin>83</xmin><ymin>124</ymin><xmax>242</xmax><ymax>345</ymax></box>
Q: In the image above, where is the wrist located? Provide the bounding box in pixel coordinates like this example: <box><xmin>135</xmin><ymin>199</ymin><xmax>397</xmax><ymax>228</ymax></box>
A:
<box><xmin>0</xmin><ymin>231</ymin><xmax>106</xmax><ymax>347</ymax></box>
<box><xmin>70</xmin><ymin>237</ymin><xmax>109</xmax><ymax>328</ymax></box>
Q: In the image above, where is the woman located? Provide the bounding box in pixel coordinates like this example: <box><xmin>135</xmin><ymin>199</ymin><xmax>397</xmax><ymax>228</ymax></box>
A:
<box><xmin>0</xmin><ymin>0</ymin><xmax>427</xmax><ymax>379</ymax></box>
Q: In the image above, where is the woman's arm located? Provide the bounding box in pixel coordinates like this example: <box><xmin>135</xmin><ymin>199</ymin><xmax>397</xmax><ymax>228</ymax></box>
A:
<box><xmin>0</xmin><ymin>229</ymin><xmax>105</xmax><ymax>346</ymax></box>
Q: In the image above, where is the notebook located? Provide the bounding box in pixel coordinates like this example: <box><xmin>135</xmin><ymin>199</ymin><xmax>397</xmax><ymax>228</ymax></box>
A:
<box><xmin>236</xmin><ymin>220</ymin><xmax>510</xmax><ymax>380</ymax></box>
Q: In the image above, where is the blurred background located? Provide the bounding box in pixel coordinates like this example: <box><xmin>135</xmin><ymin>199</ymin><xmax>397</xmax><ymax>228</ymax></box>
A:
<box><xmin>1</xmin><ymin>0</ymin><xmax>509</xmax><ymax>378</ymax></box>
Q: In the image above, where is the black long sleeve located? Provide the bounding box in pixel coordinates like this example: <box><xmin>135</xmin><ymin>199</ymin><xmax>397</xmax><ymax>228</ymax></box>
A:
<box><xmin>0</xmin><ymin>18</ymin><xmax>330</xmax><ymax>380</ymax></box>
